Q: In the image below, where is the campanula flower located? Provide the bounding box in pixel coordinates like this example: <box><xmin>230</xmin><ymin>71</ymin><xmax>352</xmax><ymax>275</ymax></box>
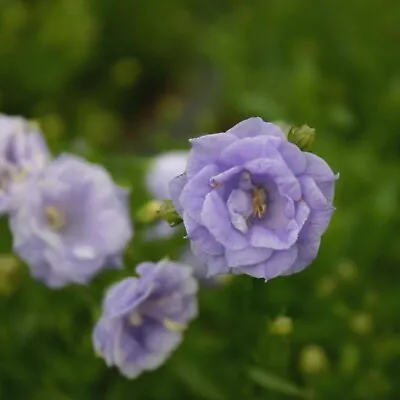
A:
<box><xmin>145</xmin><ymin>151</ymin><xmax>188</xmax><ymax>240</ymax></box>
<box><xmin>0</xmin><ymin>114</ymin><xmax>50</xmax><ymax>214</ymax></box>
<box><xmin>9</xmin><ymin>154</ymin><xmax>133</xmax><ymax>287</ymax></box>
<box><xmin>93</xmin><ymin>259</ymin><xmax>198</xmax><ymax>379</ymax></box>
<box><xmin>169</xmin><ymin>117</ymin><xmax>337</xmax><ymax>280</ymax></box>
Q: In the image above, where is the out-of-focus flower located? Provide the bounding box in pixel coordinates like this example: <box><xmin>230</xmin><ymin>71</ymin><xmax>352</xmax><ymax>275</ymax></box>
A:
<box><xmin>146</xmin><ymin>151</ymin><xmax>188</xmax><ymax>200</ymax></box>
<box><xmin>144</xmin><ymin>151</ymin><xmax>188</xmax><ymax>240</ymax></box>
<box><xmin>93</xmin><ymin>259</ymin><xmax>198</xmax><ymax>379</ymax></box>
<box><xmin>170</xmin><ymin>117</ymin><xmax>338</xmax><ymax>280</ymax></box>
<box><xmin>9</xmin><ymin>154</ymin><xmax>133</xmax><ymax>288</ymax></box>
<box><xmin>299</xmin><ymin>345</ymin><xmax>329</xmax><ymax>374</ymax></box>
<box><xmin>0</xmin><ymin>114</ymin><xmax>50</xmax><ymax>214</ymax></box>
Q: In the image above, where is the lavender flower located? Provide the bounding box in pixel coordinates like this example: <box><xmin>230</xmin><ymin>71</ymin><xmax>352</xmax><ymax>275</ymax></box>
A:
<box><xmin>169</xmin><ymin>117</ymin><xmax>338</xmax><ymax>280</ymax></box>
<box><xmin>0</xmin><ymin>114</ymin><xmax>50</xmax><ymax>214</ymax></box>
<box><xmin>9</xmin><ymin>154</ymin><xmax>133</xmax><ymax>287</ymax></box>
<box><xmin>145</xmin><ymin>151</ymin><xmax>188</xmax><ymax>240</ymax></box>
<box><xmin>93</xmin><ymin>259</ymin><xmax>198</xmax><ymax>379</ymax></box>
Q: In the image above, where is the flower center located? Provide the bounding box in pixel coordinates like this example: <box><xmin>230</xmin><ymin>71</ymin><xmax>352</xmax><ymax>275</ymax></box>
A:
<box><xmin>129</xmin><ymin>312</ymin><xmax>143</xmax><ymax>326</ymax></box>
<box><xmin>45</xmin><ymin>207</ymin><xmax>65</xmax><ymax>231</ymax></box>
<box><xmin>252</xmin><ymin>187</ymin><xmax>268</xmax><ymax>219</ymax></box>
<box><xmin>163</xmin><ymin>318</ymin><xmax>187</xmax><ymax>332</ymax></box>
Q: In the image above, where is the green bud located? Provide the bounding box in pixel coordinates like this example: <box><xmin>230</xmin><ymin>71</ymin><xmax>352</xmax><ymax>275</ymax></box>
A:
<box><xmin>159</xmin><ymin>199</ymin><xmax>183</xmax><ymax>227</ymax></box>
<box><xmin>287</xmin><ymin>124</ymin><xmax>315</xmax><ymax>151</ymax></box>
<box><xmin>299</xmin><ymin>345</ymin><xmax>329</xmax><ymax>374</ymax></box>
<box><xmin>269</xmin><ymin>316</ymin><xmax>293</xmax><ymax>336</ymax></box>
<box><xmin>136</xmin><ymin>200</ymin><xmax>163</xmax><ymax>224</ymax></box>
<box><xmin>349</xmin><ymin>312</ymin><xmax>373</xmax><ymax>335</ymax></box>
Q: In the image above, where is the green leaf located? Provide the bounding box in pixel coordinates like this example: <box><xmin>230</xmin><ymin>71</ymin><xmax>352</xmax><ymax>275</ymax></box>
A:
<box><xmin>248</xmin><ymin>367</ymin><xmax>314</xmax><ymax>399</ymax></box>
<box><xmin>172</xmin><ymin>361</ymin><xmax>225</xmax><ymax>400</ymax></box>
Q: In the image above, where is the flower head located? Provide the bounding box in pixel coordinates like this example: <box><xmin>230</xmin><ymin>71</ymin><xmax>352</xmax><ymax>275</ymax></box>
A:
<box><xmin>9</xmin><ymin>154</ymin><xmax>133</xmax><ymax>287</ymax></box>
<box><xmin>169</xmin><ymin>117</ymin><xmax>338</xmax><ymax>280</ymax></box>
<box><xmin>93</xmin><ymin>259</ymin><xmax>198</xmax><ymax>379</ymax></box>
<box><xmin>144</xmin><ymin>151</ymin><xmax>188</xmax><ymax>240</ymax></box>
<box><xmin>0</xmin><ymin>114</ymin><xmax>50</xmax><ymax>214</ymax></box>
<box><xmin>146</xmin><ymin>151</ymin><xmax>189</xmax><ymax>200</ymax></box>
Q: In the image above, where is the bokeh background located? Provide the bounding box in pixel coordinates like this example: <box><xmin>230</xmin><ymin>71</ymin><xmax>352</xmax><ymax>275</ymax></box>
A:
<box><xmin>1</xmin><ymin>0</ymin><xmax>400</xmax><ymax>399</ymax></box>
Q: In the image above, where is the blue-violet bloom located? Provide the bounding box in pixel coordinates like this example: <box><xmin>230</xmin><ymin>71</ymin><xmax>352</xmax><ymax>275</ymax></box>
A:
<box><xmin>9</xmin><ymin>154</ymin><xmax>133</xmax><ymax>287</ymax></box>
<box><xmin>145</xmin><ymin>151</ymin><xmax>188</xmax><ymax>240</ymax></box>
<box><xmin>93</xmin><ymin>259</ymin><xmax>198</xmax><ymax>379</ymax></box>
<box><xmin>0</xmin><ymin>114</ymin><xmax>50</xmax><ymax>214</ymax></box>
<box><xmin>169</xmin><ymin>117</ymin><xmax>338</xmax><ymax>280</ymax></box>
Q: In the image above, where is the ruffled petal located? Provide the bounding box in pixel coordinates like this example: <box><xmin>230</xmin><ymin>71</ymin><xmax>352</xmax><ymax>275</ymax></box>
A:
<box><xmin>179</xmin><ymin>164</ymin><xmax>219</xmax><ymax>222</ymax></box>
<box><xmin>201</xmin><ymin>190</ymin><xmax>248</xmax><ymax>250</ymax></box>
<box><xmin>245</xmin><ymin>158</ymin><xmax>301</xmax><ymax>201</ymax></box>
<box><xmin>227</xmin><ymin>117</ymin><xmax>285</xmax><ymax>139</ymax></box>
<box><xmin>186</xmin><ymin>133</ymin><xmax>237</xmax><ymax>178</ymax></box>
<box><xmin>169</xmin><ymin>173</ymin><xmax>188</xmax><ymax>215</ymax></box>
<box><xmin>239</xmin><ymin>245</ymin><xmax>298</xmax><ymax>279</ymax></box>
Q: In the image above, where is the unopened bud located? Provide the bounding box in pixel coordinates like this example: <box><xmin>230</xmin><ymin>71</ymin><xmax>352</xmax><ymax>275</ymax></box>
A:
<box><xmin>287</xmin><ymin>124</ymin><xmax>315</xmax><ymax>151</ymax></box>
<box><xmin>159</xmin><ymin>199</ymin><xmax>183</xmax><ymax>227</ymax></box>
<box><xmin>136</xmin><ymin>200</ymin><xmax>163</xmax><ymax>224</ymax></box>
<box><xmin>349</xmin><ymin>312</ymin><xmax>373</xmax><ymax>335</ymax></box>
<box><xmin>299</xmin><ymin>345</ymin><xmax>329</xmax><ymax>374</ymax></box>
<box><xmin>270</xmin><ymin>316</ymin><xmax>293</xmax><ymax>336</ymax></box>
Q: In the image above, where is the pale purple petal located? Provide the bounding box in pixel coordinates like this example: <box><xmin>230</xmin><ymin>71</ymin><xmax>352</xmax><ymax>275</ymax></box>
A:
<box><xmin>201</xmin><ymin>190</ymin><xmax>248</xmax><ymax>250</ymax></box>
<box><xmin>186</xmin><ymin>133</ymin><xmax>237</xmax><ymax>178</ymax></box>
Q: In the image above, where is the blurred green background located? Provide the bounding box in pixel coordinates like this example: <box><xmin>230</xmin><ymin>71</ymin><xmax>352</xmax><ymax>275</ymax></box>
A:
<box><xmin>1</xmin><ymin>0</ymin><xmax>400</xmax><ymax>399</ymax></box>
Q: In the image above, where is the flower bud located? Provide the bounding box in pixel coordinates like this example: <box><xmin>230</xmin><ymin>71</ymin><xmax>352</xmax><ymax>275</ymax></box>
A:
<box><xmin>349</xmin><ymin>312</ymin><xmax>373</xmax><ymax>335</ymax></box>
<box><xmin>269</xmin><ymin>316</ymin><xmax>293</xmax><ymax>336</ymax></box>
<box><xmin>299</xmin><ymin>345</ymin><xmax>329</xmax><ymax>374</ymax></box>
<box><xmin>337</xmin><ymin>259</ymin><xmax>358</xmax><ymax>281</ymax></box>
<box><xmin>159</xmin><ymin>199</ymin><xmax>183</xmax><ymax>227</ymax></box>
<box><xmin>136</xmin><ymin>200</ymin><xmax>163</xmax><ymax>224</ymax></box>
<box><xmin>287</xmin><ymin>124</ymin><xmax>315</xmax><ymax>151</ymax></box>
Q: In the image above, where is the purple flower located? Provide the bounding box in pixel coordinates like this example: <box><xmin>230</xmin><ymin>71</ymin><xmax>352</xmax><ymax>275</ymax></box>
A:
<box><xmin>0</xmin><ymin>114</ymin><xmax>50</xmax><ymax>214</ymax></box>
<box><xmin>9</xmin><ymin>154</ymin><xmax>133</xmax><ymax>288</ymax></box>
<box><xmin>92</xmin><ymin>259</ymin><xmax>198</xmax><ymax>379</ymax></box>
<box><xmin>169</xmin><ymin>117</ymin><xmax>338</xmax><ymax>280</ymax></box>
<box><xmin>145</xmin><ymin>151</ymin><xmax>188</xmax><ymax>241</ymax></box>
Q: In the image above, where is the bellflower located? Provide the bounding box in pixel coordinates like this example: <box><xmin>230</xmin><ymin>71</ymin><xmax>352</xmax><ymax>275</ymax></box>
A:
<box><xmin>0</xmin><ymin>114</ymin><xmax>50</xmax><ymax>214</ymax></box>
<box><xmin>169</xmin><ymin>117</ymin><xmax>337</xmax><ymax>280</ymax></box>
<box><xmin>9</xmin><ymin>154</ymin><xmax>133</xmax><ymax>287</ymax></box>
<box><xmin>145</xmin><ymin>151</ymin><xmax>188</xmax><ymax>240</ymax></box>
<box><xmin>93</xmin><ymin>259</ymin><xmax>198</xmax><ymax>379</ymax></box>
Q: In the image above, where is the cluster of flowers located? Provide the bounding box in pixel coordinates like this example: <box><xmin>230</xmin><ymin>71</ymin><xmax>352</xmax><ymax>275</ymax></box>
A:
<box><xmin>0</xmin><ymin>114</ymin><xmax>337</xmax><ymax>379</ymax></box>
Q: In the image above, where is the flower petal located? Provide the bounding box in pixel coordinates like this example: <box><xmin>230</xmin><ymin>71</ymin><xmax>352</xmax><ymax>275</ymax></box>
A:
<box><xmin>279</xmin><ymin>141</ymin><xmax>307</xmax><ymax>175</ymax></box>
<box><xmin>225</xmin><ymin>246</ymin><xmax>273</xmax><ymax>268</ymax></box>
<box><xmin>245</xmin><ymin>158</ymin><xmax>301</xmax><ymax>201</ymax></box>
<box><xmin>186</xmin><ymin>133</ymin><xmax>237</xmax><ymax>178</ymax></box>
<box><xmin>304</xmin><ymin>152</ymin><xmax>336</xmax><ymax>182</ymax></box>
<box><xmin>191</xmin><ymin>241</ymin><xmax>229</xmax><ymax>275</ymax></box>
<box><xmin>226</xmin><ymin>189</ymin><xmax>253</xmax><ymax>233</ymax></box>
<box><xmin>227</xmin><ymin>117</ymin><xmax>285</xmax><ymax>139</ymax></box>
<box><xmin>201</xmin><ymin>190</ymin><xmax>248</xmax><ymax>250</ymax></box>
<box><xmin>179</xmin><ymin>164</ymin><xmax>219</xmax><ymax>222</ymax></box>
<box><xmin>219</xmin><ymin>136</ymin><xmax>281</xmax><ymax>168</ymax></box>
<box><xmin>239</xmin><ymin>245</ymin><xmax>298</xmax><ymax>279</ymax></box>
<box><xmin>300</xmin><ymin>176</ymin><xmax>334</xmax><ymax>211</ymax></box>
<box><xmin>251</xmin><ymin>223</ymin><xmax>298</xmax><ymax>250</ymax></box>
<box><xmin>169</xmin><ymin>173</ymin><xmax>188</xmax><ymax>215</ymax></box>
